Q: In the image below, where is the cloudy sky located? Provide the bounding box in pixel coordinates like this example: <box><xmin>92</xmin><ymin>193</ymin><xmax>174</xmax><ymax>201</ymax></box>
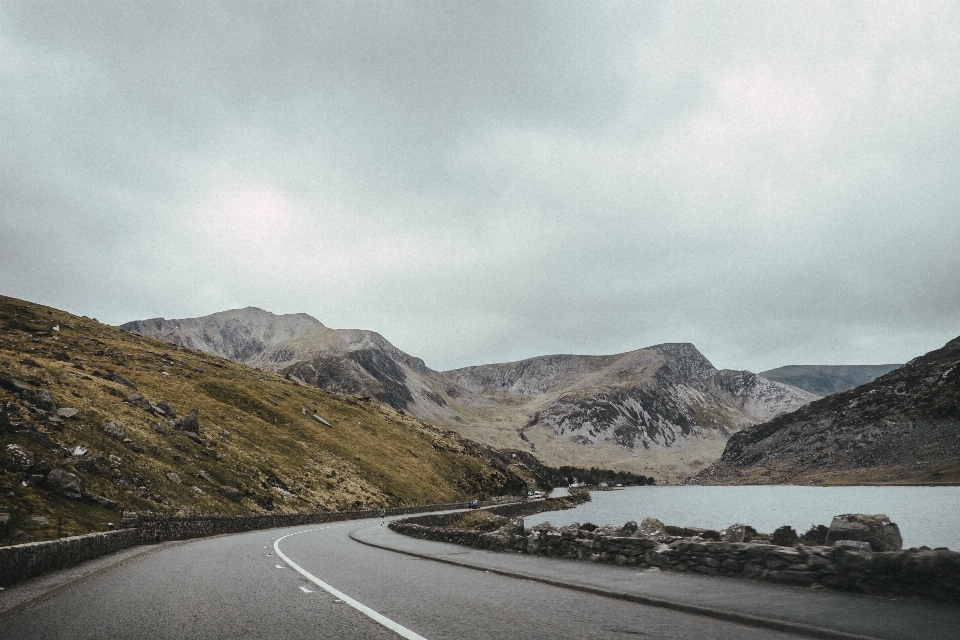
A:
<box><xmin>2</xmin><ymin>1</ymin><xmax>958</xmax><ymax>372</ymax></box>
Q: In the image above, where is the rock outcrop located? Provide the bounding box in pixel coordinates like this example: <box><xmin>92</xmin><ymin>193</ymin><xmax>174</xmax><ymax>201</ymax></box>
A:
<box><xmin>687</xmin><ymin>335</ymin><xmax>960</xmax><ymax>485</ymax></box>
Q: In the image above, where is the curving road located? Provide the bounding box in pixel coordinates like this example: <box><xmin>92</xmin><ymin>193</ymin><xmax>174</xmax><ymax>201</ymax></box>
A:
<box><xmin>1</xmin><ymin>514</ymin><xmax>956</xmax><ymax>639</ymax></box>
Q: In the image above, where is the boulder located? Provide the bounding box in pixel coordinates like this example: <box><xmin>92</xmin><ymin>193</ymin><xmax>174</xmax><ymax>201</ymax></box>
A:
<box><xmin>57</xmin><ymin>407</ymin><xmax>78</xmax><ymax>418</ymax></box>
<box><xmin>4</xmin><ymin>444</ymin><xmax>33</xmax><ymax>472</ymax></box>
<box><xmin>124</xmin><ymin>393</ymin><xmax>152</xmax><ymax>412</ymax></box>
<box><xmin>619</xmin><ymin>520</ymin><xmax>639</xmax><ymax>536</ymax></box>
<box><xmin>33</xmin><ymin>389</ymin><xmax>57</xmax><ymax>412</ymax></box>
<box><xmin>44</xmin><ymin>469</ymin><xmax>82</xmax><ymax>500</ymax></box>
<box><xmin>167</xmin><ymin>472</ymin><xmax>182</xmax><ymax>484</ymax></box>
<box><xmin>637</xmin><ymin>517</ymin><xmax>667</xmax><ymax>538</ymax></box>
<box><xmin>826</xmin><ymin>514</ymin><xmax>902</xmax><ymax>552</ymax></box>
<box><xmin>101</xmin><ymin>421</ymin><xmax>126</xmax><ymax>440</ymax></box>
<box><xmin>156</xmin><ymin>401</ymin><xmax>176</xmax><ymax>418</ymax></box>
<box><xmin>180</xmin><ymin>409</ymin><xmax>200</xmax><ymax>433</ymax></box>
<box><xmin>721</xmin><ymin>523</ymin><xmax>746</xmax><ymax>543</ymax></box>
<box><xmin>218</xmin><ymin>485</ymin><xmax>244</xmax><ymax>501</ymax></box>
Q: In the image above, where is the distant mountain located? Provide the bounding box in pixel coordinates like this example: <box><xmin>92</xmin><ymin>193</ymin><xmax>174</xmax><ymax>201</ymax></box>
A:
<box><xmin>121</xmin><ymin>309</ymin><xmax>817</xmax><ymax>482</ymax></box>
<box><xmin>759</xmin><ymin>364</ymin><xmax>901</xmax><ymax>396</ymax></box>
<box><xmin>688</xmin><ymin>336</ymin><xmax>960</xmax><ymax>485</ymax></box>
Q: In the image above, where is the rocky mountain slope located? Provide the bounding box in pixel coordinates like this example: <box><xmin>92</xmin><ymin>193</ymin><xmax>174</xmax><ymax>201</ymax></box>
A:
<box><xmin>688</xmin><ymin>336</ymin><xmax>960</xmax><ymax>485</ymax></box>
<box><xmin>0</xmin><ymin>296</ymin><xmax>561</xmax><ymax>545</ymax></box>
<box><xmin>759</xmin><ymin>364</ymin><xmax>901</xmax><ymax>396</ymax></box>
<box><xmin>122</xmin><ymin>309</ymin><xmax>816</xmax><ymax>482</ymax></box>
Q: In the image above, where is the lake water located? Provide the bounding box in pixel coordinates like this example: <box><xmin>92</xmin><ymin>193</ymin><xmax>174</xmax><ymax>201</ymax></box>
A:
<box><xmin>528</xmin><ymin>486</ymin><xmax>960</xmax><ymax>550</ymax></box>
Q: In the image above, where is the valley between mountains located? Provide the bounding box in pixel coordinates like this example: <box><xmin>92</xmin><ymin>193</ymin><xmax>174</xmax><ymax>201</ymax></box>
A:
<box><xmin>121</xmin><ymin>307</ymin><xmax>899</xmax><ymax>483</ymax></box>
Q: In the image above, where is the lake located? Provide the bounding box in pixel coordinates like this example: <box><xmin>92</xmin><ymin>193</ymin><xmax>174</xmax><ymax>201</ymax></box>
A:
<box><xmin>528</xmin><ymin>486</ymin><xmax>960</xmax><ymax>550</ymax></box>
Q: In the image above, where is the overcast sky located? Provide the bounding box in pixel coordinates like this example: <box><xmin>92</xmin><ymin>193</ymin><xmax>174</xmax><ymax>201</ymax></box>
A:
<box><xmin>2</xmin><ymin>1</ymin><xmax>958</xmax><ymax>372</ymax></box>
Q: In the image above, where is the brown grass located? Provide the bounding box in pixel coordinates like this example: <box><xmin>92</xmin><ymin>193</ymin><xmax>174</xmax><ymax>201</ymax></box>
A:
<box><xmin>0</xmin><ymin>296</ymin><xmax>525</xmax><ymax>544</ymax></box>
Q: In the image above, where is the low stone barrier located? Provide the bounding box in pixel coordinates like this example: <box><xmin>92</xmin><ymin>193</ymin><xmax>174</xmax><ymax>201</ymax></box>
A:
<box><xmin>0</xmin><ymin>529</ymin><xmax>140</xmax><ymax>587</ymax></box>
<box><xmin>389</xmin><ymin>517</ymin><xmax>960</xmax><ymax>602</ymax></box>
<box><xmin>0</xmin><ymin>499</ymin><xmax>487</xmax><ymax>587</ymax></box>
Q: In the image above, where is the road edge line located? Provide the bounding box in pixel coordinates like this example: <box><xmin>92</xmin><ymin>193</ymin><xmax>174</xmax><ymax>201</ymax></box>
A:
<box><xmin>274</xmin><ymin>530</ymin><xmax>429</xmax><ymax>640</ymax></box>
<box><xmin>349</xmin><ymin>528</ymin><xmax>883</xmax><ymax>640</ymax></box>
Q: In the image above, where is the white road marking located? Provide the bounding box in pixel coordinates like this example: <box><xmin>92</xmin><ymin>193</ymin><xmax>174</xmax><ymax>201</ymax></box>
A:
<box><xmin>299</xmin><ymin>586</ymin><xmax>313</xmax><ymax>593</ymax></box>
<box><xmin>274</xmin><ymin>529</ymin><xmax>428</xmax><ymax>640</ymax></box>
<box><xmin>276</xmin><ymin>564</ymin><xmax>284</xmax><ymax>568</ymax></box>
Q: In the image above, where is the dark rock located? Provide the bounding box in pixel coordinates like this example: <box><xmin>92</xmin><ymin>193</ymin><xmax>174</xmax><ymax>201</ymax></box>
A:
<box><xmin>69</xmin><ymin>455</ymin><xmax>121</xmax><ymax>479</ymax></box>
<box><xmin>218</xmin><ymin>485</ymin><xmax>243</xmax><ymax>501</ymax></box>
<box><xmin>44</xmin><ymin>468</ymin><xmax>82</xmax><ymax>500</ymax></box>
<box><xmin>619</xmin><ymin>520</ymin><xmax>639</xmax><ymax>535</ymax></box>
<box><xmin>172</xmin><ymin>455</ymin><xmax>187</xmax><ymax>464</ymax></box>
<box><xmin>149</xmin><ymin>421</ymin><xmax>168</xmax><ymax>435</ymax></box>
<box><xmin>101</xmin><ymin>421</ymin><xmax>126</xmax><ymax>440</ymax></box>
<box><xmin>4</xmin><ymin>444</ymin><xmax>34</xmax><ymax>472</ymax></box>
<box><xmin>124</xmin><ymin>393</ymin><xmax>151</xmax><ymax>411</ymax></box>
<box><xmin>53</xmin><ymin>349</ymin><xmax>70</xmax><ymax>361</ymax></box>
<box><xmin>33</xmin><ymin>389</ymin><xmax>57</xmax><ymax>411</ymax></box>
<box><xmin>156</xmin><ymin>401</ymin><xmax>176</xmax><ymax>418</ymax></box>
<box><xmin>125</xmin><ymin>440</ymin><xmax>144</xmax><ymax>453</ymax></box>
<box><xmin>28</xmin><ymin>460</ymin><xmax>52</xmax><ymax>475</ymax></box>
<box><xmin>180</xmin><ymin>409</ymin><xmax>199</xmax><ymax>433</ymax></box>
<box><xmin>185</xmin><ymin>431</ymin><xmax>207</xmax><ymax>446</ymax></box>
<box><xmin>826</xmin><ymin>514</ymin><xmax>902</xmax><ymax>551</ymax></box>
<box><xmin>772</xmin><ymin>526</ymin><xmax>799</xmax><ymax>547</ymax></box>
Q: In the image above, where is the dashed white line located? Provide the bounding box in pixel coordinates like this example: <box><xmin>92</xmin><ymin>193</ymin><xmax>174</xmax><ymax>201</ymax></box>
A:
<box><xmin>276</xmin><ymin>564</ymin><xmax>284</xmax><ymax>569</ymax></box>
<box><xmin>299</xmin><ymin>586</ymin><xmax>313</xmax><ymax>593</ymax></box>
<box><xmin>274</xmin><ymin>529</ymin><xmax>428</xmax><ymax>640</ymax></box>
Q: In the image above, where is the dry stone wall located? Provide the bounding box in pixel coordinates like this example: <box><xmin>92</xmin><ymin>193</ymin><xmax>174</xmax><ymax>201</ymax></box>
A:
<box><xmin>390</xmin><ymin>516</ymin><xmax>960</xmax><ymax>602</ymax></box>
<box><xmin>1</xmin><ymin>500</ymin><xmax>475</xmax><ymax>587</ymax></box>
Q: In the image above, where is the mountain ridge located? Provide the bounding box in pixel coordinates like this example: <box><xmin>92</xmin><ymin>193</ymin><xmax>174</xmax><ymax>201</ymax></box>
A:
<box><xmin>121</xmin><ymin>308</ymin><xmax>818</xmax><ymax>481</ymax></box>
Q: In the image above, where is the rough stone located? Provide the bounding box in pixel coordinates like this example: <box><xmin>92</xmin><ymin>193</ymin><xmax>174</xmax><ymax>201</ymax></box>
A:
<box><xmin>101</xmin><ymin>421</ymin><xmax>126</xmax><ymax>440</ymax></box>
<box><xmin>4</xmin><ymin>444</ymin><xmax>34</xmax><ymax>472</ymax></box>
<box><xmin>218</xmin><ymin>485</ymin><xmax>243</xmax><ymax>502</ymax></box>
<box><xmin>180</xmin><ymin>409</ymin><xmax>200</xmax><ymax>433</ymax></box>
<box><xmin>43</xmin><ymin>469</ymin><xmax>82</xmax><ymax>500</ymax></box>
<box><xmin>826</xmin><ymin>514</ymin><xmax>902</xmax><ymax>552</ymax></box>
<box><xmin>637</xmin><ymin>517</ymin><xmax>667</xmax><ymax>538</ymax></box>
<box><xmin>33</xmin><ymin>389</ymin><xmax>57</xmax><ymax>412</ymax></box>
<box><xmin>156</xmin><ymin>401</ymin><xmax>176</xmax><ymax>418</ymax></box>
<box><xmin>833</xmin><ymin>539</ymin><xmax>873</xmax><ymax>552</ymax></box>
<box><xmin>166</xmin><ymin>472</ymin><xmax>182</xmax><ymax>484</ymax></box>
<box><xmin>149</xmin><ymin>421</ymin><xmax>168</xmax><ymax>435</ymax></box>
<box><xmin>721</xmin><ymin>523</ymin><xmax>746</xmax><ymax>543</ymax></box>
<box><xmin>57</xmin><ymin>407</ymin><xmax>78</xmax><ymax>418</ymax></box>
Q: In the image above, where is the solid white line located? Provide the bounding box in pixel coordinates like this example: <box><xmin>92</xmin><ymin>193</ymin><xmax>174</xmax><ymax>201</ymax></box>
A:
<box><xmin>274</xmin><ymin>529</ymin><xmax>428</xmax><ymax>640</ymax></box>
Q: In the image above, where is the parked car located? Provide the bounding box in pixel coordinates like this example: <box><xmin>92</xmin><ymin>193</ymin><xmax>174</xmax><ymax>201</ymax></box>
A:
<box><xmin>468</xmin><ymin>499</ymin><xmax>480</xmax><ymax>509</ymax></box>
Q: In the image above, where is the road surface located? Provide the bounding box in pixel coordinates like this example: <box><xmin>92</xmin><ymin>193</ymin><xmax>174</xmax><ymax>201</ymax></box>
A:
<box><xmin>1</xmin><ymin>513</ymin><xmax>956</xmax><ymax>639</ymax></box>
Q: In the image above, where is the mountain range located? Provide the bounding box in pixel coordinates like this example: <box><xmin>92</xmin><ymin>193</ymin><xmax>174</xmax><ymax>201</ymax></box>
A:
<box><xmin>120</xmin><ymin>307</ymin><xmax>896</xmax><ymax>482</ymax></box>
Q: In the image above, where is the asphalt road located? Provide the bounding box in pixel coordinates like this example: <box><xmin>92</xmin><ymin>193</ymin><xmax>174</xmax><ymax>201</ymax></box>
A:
<box><xmin>1</xmin><ymin>515</ymin><xmax>956</xmax><ymax>640</ymax></box>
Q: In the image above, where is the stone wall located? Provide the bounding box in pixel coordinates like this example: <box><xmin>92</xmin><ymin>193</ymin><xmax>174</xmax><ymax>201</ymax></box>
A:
<box><xmin>0</xmin><ymin>500</ymin><xmax>475</xmax><ymax>587</ymax></box>
<box><xmin>389</xmin><ymin>518</ymin><xmax>960</xmax><ymax>602</ymax></box>
<box><xmin>0</xmin><ymin>529</ymin><xmax>140</xmax><ymax>587</ymax></box>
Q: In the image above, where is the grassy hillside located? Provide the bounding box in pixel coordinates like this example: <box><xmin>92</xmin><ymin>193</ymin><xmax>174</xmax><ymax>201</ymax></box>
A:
<box><xmin>0</xmin><ymin>296</ymin><xmax>553</xmax><ymax>545</ymax></box>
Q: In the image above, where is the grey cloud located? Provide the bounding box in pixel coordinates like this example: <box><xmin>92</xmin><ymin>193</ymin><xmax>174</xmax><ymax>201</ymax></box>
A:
<box><xmin>1</xmin><ymin>1</ymin><xmax>958</xmax><ymax>374</ymax></box>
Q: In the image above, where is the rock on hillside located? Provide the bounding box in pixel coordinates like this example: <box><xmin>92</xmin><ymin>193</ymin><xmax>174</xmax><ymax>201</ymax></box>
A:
<box><xmin>759</xmin><ymin>364</ymin><xmax>902</xmax><ymax>397</ymax></box>
<box><xmin>121</xmin><ymin>311</ymin><xmax>816</xmax><ymax>482</ymax></box>
<box><xmin>0</xmin><ymin>295</ymin><xmax>558</xmax><ymax>545</ymax></box>
<box><xmin>688</xmin><ymin>336</ymin><xmax>960</xmax><ymax>485</ymax></box>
